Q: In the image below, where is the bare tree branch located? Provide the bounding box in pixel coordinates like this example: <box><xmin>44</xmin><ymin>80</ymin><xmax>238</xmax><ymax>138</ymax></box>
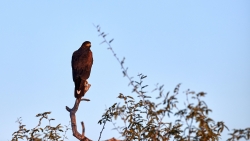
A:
<box><xmin>66</xmin><ymin>82</ymin><xmax>92</xmax><ymax>141</ymax></box>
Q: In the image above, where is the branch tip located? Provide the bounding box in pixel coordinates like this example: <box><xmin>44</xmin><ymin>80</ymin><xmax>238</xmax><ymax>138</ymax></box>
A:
<box><xmin>81</xmin><ymin>98</ymin><xmax>90</xmax><ymax>101</ymax></box>
<box><xmin>66</xmin><ymin>106</ymin><xmax>71</xmax><ymax>112</ymax></box>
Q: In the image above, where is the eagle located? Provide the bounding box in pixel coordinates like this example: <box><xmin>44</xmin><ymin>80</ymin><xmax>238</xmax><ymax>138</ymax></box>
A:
<box><xmin>71</xmin><ymin>41</ymin><xmax>93</xmax><ymax>99</ymax></box>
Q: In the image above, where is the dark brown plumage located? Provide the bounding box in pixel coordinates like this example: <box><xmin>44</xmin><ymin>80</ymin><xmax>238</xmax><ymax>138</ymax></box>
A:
<box><xmin>71</xmin><ymin>41</ymin><xmax>93</xmax><ymax>98</ymax></box>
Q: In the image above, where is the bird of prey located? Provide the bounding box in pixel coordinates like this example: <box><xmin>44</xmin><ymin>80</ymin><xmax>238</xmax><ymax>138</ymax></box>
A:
<box><xmin>71</xmin><ymin>41</ymin><xmax>93</xmax><ymax>99</ymax></box>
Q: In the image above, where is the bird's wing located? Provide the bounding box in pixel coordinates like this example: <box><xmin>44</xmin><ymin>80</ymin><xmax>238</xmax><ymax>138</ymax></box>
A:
<box><xmin>86</xmin><ymin>50</ymin><xmax>93</xmax><ymax>71</ymax></box>
<box><xmin>71</xmin><ymin>50</ymin><xmax>93</xmax><ymax>81</ymax></box>
<box><xmin>71</xmin><ymin>51</ymin><xmax>78</xmax><ymax>81</ymax></box>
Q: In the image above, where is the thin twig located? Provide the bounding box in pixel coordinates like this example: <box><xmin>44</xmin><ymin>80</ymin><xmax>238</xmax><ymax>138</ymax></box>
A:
<box><xmin>98</xmin><ymin>121</ymin><xmax>106</xmax><ymax>141</ymax></box>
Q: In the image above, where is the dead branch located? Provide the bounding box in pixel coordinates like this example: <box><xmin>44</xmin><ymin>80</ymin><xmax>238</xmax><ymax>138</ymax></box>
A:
<box><xmin>66</xmin><ymin>83</ymin><xmax>92</xmax><ymax>141</ymax></box>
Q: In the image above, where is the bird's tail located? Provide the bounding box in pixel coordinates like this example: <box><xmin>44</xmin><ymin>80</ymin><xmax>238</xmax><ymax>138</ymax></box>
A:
<box><xmin>74</xmin><ymin>77</ymin><xmax>81</xmax><ymax>98</ymax></box>
<box><xmin>74</xmin><ymin>78</ymin><xmax>88</xmax><ymax>99</ymax></box>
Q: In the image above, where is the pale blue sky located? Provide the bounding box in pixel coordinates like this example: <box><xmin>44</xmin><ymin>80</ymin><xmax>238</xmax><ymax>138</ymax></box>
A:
<box><xmin>0</xmin><ymin>1</ymin><xmax>249</xmax><ymax>140</ymax></box>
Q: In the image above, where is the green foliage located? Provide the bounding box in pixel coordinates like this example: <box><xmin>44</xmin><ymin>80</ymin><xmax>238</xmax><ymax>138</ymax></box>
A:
<box><xmin>99</xmin><ymin>76</ymin><xmax>229</xmax><ymax>140</ymax></box>
<box><xmin>95</xmin><ymin>25</ymin><xmax>250</xmax><ymax>141</ymax></box>
<box><xmin>10</xmin><ymin>25</ymin><xmax>249</xmax><ymax>141</ymax></box>
<box><xmin>11</xmin><ymin>112</ymin><xmax>70</xmax><ymax>141</ymax></box>
<box><xmin>227</xmin><ymin>128</ymin><xmax>250</xmax><ymax>141</ymax></box>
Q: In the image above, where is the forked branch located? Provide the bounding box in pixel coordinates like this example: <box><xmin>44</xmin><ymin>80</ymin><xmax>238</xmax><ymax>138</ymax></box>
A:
<box><xmin>66</xmin><ymin>83</ymin><xmax>92</xmax><ymax>141</ymax></box>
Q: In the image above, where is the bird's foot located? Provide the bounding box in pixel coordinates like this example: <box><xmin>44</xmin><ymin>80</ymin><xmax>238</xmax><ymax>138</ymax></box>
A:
<box><xmin>84</xmin><ymin>80</ymin><xmax>91</xmax><ymax>91</ymax></box>
<box><xmin>85</xmin><ymin>84</ymin><xmax>91</xmax><ymax>91</ymax></box>
<box><xmin>85</xmin><ymin>80</ymin><xmax>88</xmax><ymax>87</ymax></box>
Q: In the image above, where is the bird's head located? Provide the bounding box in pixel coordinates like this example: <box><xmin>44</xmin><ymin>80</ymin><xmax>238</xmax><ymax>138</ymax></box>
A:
<box><xmin>82</xmin><ymin>41</ymin><xmax>91</xmax><ymax>48</ymax></box>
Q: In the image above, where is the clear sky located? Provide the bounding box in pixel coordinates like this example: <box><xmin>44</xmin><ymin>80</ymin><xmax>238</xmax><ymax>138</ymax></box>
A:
<box><xmin>0</xmin><ymin>1</ymin><xmax>249</xmax><ymax>140</ymax></box>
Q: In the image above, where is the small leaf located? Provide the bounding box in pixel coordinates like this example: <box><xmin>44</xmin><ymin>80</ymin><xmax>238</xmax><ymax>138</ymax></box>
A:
<box><xmin>109</xmin><ymin>39</ymin><xmax>114</xmax><ymax>43</ymax></box>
